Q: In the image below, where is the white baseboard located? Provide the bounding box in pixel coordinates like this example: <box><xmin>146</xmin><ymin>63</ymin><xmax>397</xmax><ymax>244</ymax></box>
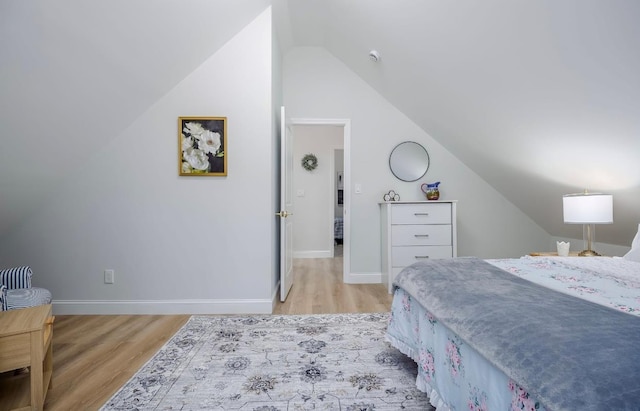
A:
<box><xmin>344</xmin><ymin>271</ymin><xmax>382</xmax><ymax>284</ymax></box>
<box><xmin>293</xmin><ymin>250</ymin><xmax>332</xmax><ymax>259</ymax></box>
<box><xmin>52</xmin><ymin>299</ymin><xmax>274</xmax><ymax>315</ymax></box>
<box><xmin>54</xmin><ymin>275</ymin><xmax>382</xmax><ymax>314</ymax></box>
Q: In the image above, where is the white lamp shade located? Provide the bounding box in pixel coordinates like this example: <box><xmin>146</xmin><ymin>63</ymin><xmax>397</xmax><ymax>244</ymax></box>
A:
<box><xmin>563</xmin><ymin>193</ymin><xmax>613</xmax><ymax>224</ymax></box>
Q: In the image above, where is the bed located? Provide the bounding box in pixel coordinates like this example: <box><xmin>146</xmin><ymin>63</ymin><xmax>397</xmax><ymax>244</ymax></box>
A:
<box><xmin>386</xmin><ymin>251</ymin><xmax>640</xmax><ymax>411</ymax></box>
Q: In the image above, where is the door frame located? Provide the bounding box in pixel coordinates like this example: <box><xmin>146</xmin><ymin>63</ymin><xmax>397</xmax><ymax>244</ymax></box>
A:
<box><xmin>291</xmin><ymin>118</ymin><xmax>351</xmax><ymax>284</ymax></box>
<box><xmin>329</xmin><ymin>146</ymin><xmax>344</xmax><ymax>258</ymax></box>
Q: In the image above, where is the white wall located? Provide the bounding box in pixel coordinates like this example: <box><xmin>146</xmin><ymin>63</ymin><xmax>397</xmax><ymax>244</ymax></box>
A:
<box><xmin>0</xmin><ymin>9</ymin><xmax>276</xmax><ymax>314</ymax></box>
<box><xmin>292</xmin><ymin>125</ymin><xmax>343</xmax><ymax>258</ymax></box>
<box><xmin>284</xmin><ymin>47</ymin><xmax>550</xmax><ymax>276</ymax></box>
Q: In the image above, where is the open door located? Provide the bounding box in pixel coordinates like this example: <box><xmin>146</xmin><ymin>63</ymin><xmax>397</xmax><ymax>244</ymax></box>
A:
<box><xmin>278</xmin><ymin>106</ymin><xmax>294</xmax><ymax>301</ymax></box>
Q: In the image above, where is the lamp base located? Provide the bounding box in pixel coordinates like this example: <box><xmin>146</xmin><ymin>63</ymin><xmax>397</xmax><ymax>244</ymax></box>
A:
<box><xmin>578</xmin><ymin>249</ymin><xmax>601</xmax><ymax>257</ymax></box>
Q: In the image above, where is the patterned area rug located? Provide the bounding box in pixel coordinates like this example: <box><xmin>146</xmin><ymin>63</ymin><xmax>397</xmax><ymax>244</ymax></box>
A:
<box><xmin>101</xmin><ymin>313</ymin><xmax>434</xmax><ymax>410</ymax></box>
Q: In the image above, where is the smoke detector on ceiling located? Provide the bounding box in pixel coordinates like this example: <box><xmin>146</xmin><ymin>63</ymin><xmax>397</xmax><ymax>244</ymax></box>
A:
<box><xmin>369</xmin><ymin>50</ymin><xmax>380</xmax><ymax>62</ymax></box>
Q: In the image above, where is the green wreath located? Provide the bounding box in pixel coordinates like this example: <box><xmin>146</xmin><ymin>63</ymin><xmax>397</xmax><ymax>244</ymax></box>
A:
<box><xmin>301</xmin><ymin>153</ymin><xmax>318</xmax><ymax>171</ymax></box>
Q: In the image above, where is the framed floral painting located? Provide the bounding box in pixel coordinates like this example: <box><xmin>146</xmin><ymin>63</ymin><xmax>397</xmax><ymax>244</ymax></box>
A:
<box><xmin>179</xmin><ymin>116</ymin><xmax>227</xmax><ymax>176</ymax></box>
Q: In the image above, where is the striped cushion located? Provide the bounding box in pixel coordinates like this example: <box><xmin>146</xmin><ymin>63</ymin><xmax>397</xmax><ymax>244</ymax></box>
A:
<box><xmin>0</xmin><ymin>266</ymin><xmax>33</xmax><ymax>289</ymax></box>
<box><xmin>6</xmin><ymin>287</ymin><xmax>52</xmax><ymax>310</ymax></box>
<box><xmin>0</xmin><ymin>284</ymin><xmax>6</xmax><ymax>311</ymax></box>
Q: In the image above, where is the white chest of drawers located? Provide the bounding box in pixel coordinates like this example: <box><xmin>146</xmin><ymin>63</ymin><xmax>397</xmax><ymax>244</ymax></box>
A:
<box><xmin>380</xmin><ymin>201</ymin><xmax>457</xmax><ymax>293</ymax></box>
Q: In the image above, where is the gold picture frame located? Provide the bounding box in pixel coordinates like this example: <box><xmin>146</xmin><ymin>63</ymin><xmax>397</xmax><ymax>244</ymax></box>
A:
<box><xmin>178</xmin><ymin>116</ymin><xmax>227</xmax><ymax>176</ymax></box>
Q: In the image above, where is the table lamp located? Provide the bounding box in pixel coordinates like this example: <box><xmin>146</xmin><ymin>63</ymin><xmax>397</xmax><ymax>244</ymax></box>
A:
<box><xmin>562</xmin><ymin>191</ymin><xmax>613</xmax><ymax>256</ymax></box>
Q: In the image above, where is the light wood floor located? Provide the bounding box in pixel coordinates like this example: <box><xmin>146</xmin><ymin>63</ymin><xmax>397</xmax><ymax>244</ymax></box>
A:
<box><xmin>274</xmin><ymin>254</ymin><xmax>392</xmax><ymax>314</ymax></box>
<box><xmin>17</xmin><ymin>256</ymin><xmax>392</xmax><ymax>411</ymax></box>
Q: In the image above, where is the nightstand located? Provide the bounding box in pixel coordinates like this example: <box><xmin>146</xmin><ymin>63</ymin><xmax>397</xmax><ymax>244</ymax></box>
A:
<box><xmin>529</xmin><ymin>251</ymin><xmax>581</xmax><ymax>257</ymax></box>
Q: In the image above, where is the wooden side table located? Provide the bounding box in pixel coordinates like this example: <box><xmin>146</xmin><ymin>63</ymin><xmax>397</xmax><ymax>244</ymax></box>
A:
<box><xmin>529</xmin><ymin>251</ymin><xmax>580</xmax><ymax>257</ymax></box>
<box><xmin>0</xmin><ymin>304</ymin><xmax>54</xmax><ymax>411</ymax></box>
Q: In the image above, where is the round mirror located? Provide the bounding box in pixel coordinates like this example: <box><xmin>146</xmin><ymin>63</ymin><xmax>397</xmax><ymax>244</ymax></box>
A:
<box><xmin>388</xmin><ymin>141</ymin><xmax>430</xmax><ymax>182</ymax></box>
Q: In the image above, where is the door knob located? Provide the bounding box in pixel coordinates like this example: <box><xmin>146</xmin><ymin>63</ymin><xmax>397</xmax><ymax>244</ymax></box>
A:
<box><xmin>276</xmin><ymin>210</ymin><xmax>292</xmax><ymax>218</ymax></box>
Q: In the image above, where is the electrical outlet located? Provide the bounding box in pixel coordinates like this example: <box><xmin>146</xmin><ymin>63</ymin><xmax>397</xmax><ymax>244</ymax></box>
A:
<box><xmin>104</xmin><ymin>269</ymin><xmax>115</xmax><ymax>284</ymax></box>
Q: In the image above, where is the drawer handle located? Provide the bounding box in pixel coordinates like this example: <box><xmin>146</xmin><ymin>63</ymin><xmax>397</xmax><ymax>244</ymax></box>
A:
<box><xmin>414</xmin><ymin>234</ymin><xmax>430</xmax><ymax>238</ymax></box>
<box><xmin>414</xmin><ymin>212</ymin><xmax>429</xmax><ymax>216</ymax></box>
<box><xmin>415</xmin><ymin>256</ymin><xmax>430</xmax><ymax>259</ymax></box>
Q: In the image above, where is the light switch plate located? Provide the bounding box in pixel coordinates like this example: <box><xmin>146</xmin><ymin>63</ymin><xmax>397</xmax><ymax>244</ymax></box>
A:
<box><xmin>104</xmin><ymin>269</ymin><xmax>115</xmax><ymax>284</ymax></box>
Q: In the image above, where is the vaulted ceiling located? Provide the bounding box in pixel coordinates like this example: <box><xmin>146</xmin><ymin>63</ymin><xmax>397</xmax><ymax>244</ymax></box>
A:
<box><xmin>0</xmin><ymin>0</ymin><xmax>270</xmax><ymax>235</ymax></box>
<box><xmin>2</xmin><ymin>1</ymin><xmax>639</xmax><ymax>246</ymax></box>
<box><xmin>277</xmin><ymin>0</ymin><xmax>640</xmax><ymax>246</ymax></box>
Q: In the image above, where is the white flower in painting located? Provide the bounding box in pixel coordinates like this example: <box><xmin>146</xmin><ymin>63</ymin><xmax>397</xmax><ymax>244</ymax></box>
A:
<box><xmin>197</xmin><ymin>130</ymin><xmax>221</xmax><ymax>155</ymax></box>
<box><xmin>181</xmin><ymin>161</ymin><xmax>193</xmax><ymax>173</ymax></box>
<box><xmin>181</xmin><ymin>133</ymin><xmax>194</xmax><ymax>152</ymax></box>
<box><xmin>183</xmin><ymin>147</ymin><xmax>209</xmax><ymax>171</ymax></box>
<box><xmin>183</xmin><ymin>122</ymin><xmax>206</xmax><ymax>138</ymax></box>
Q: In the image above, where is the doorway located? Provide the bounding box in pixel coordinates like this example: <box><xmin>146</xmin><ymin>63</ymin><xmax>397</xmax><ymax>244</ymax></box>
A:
<box><xmin>290</xmin><ymin>119</ymin><xmax>351</xmax><ymax>283</ymax></box>
<box><xmin>334</xmin><ymin>148</ymin><xmax>344</xmax><ymax>259</ymax></box>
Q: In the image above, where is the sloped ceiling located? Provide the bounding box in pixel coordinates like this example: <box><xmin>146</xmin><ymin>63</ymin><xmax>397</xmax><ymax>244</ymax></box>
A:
<box><xmin>278</xmin><ymin>0</ymin><xmax>640</xmax><ymax>246</ymax></box>
<box><xmin>1</xmin><ymin>0</ymin><xmax>638</xmax><ymax>246</ymax></box>
<box><xmin>0</xmin><ymin>0</ymin><xmax>269</xmax><ymax>235</ymax></box>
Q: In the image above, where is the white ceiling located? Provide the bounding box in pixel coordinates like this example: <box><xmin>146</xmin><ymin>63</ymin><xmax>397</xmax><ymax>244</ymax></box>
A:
<box><xmin>0</xmin><ymin>0</ymin><xmax>269</xmax><ymax>234</ymax></box>
<box><xmin>1</xmin><ymin>0</ymin><xmax>639</xmax><ymax>246</ymax></box>
<box><xmin>279</xmin><ymin>0</ymin><xmax>640</xmax><ymax>245</ymax></box>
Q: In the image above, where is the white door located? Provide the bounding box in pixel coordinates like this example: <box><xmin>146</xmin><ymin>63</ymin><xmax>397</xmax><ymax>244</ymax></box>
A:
<box><xmin>278</xmin><ymin>106</ymin><xmax>294</xmax><ymax>301</ymax></box>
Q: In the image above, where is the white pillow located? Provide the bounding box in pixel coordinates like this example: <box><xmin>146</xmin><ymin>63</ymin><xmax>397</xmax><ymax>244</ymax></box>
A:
<box><xmin>623</xmin><ymin>223</ymin><xmax>640</xmax><ymax>262</ymax></box>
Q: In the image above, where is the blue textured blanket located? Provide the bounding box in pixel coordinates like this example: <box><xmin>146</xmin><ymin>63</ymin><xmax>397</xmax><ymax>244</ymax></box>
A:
<box><xmin>394</xmin><ymin>257</ymin><xmax>640</xmax><ymax>411</ymax></box>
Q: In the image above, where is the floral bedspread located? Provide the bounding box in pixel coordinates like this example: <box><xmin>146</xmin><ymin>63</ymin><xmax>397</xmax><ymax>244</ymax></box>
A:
<box><xmin>488</xmin><ymin>256</ymin><xmax>640</xmax><ymax>316</ymax></box>
<box><xmin>386</xmin><ymin>256</ymin><xmax>640</xmax><ymax>411</ymax></box>
<box><xmin>387</xmin><ymin>287</ymin><xmax>545</xmax><ymax>411</ymax></box>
